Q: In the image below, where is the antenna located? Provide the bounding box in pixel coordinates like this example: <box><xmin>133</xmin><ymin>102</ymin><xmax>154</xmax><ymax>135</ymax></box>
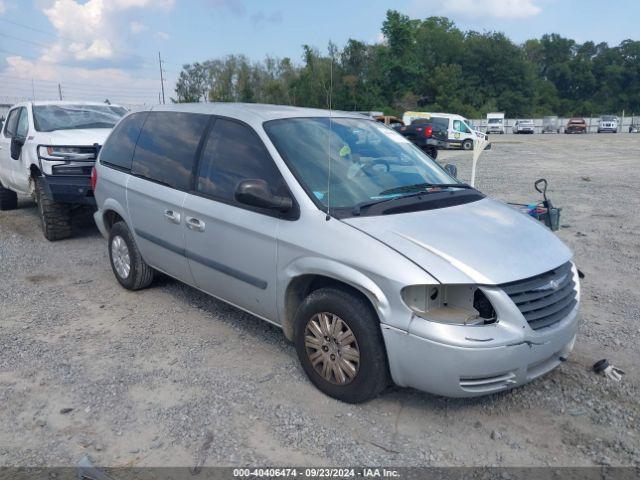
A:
<box><xmin>326</xmin><ymin>45</ymin><xmax>334</xmax><ymax>221</ymax></box>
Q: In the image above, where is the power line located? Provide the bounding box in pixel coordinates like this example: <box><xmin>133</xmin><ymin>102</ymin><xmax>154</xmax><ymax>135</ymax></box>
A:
<box><xmin>0</xmin><ymin>18</ymin><xmax>178</xmax><ymax>73</ymax></box>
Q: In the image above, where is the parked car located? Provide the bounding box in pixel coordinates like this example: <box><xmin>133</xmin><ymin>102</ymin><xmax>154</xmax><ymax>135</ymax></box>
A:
<box><xmin>564</xmin><ymin>118</ymin><xmax>587</xmax><ymax>134</ymax></box>
<box><xmin>629</xmin><ymin>119</ymin><xmax>639</xmax><ymax>133</ymax></box>
<box><xmin>93</xmin><ymin>104</ymin><xmax>580</xmax><ymax>403</ymax></box>
<box><xmin>393</xmin><ymin>117</ymin><xmax>449</xmax><ymax>158</ymax></box>
<box><xmin>542</xmin><ymin>116</ymin><xmax>560</xmax><ymax>134</ymax></box>
<box><xmin>597</xmin><ymin>115</ymin><xmax>618</xmax><ymax>133</ymax></box>
<box><xmin>0</xmin><ymin>101</ymin><xmax>127</xmax><ymax>240</ymax></box>
<box><xmin>486</xmin><ymin>112</ymin><xmax>505</xmax><ymax>134</ymax></box>
<box><xmin>401</xmin><ymin>112</ymin><xmax>488</xmax><ymax>150</ymax></box>
<box><xmin>513</xmin><ymin>119</ymin><xmax>535</xmax><ymax>134</ymax></box>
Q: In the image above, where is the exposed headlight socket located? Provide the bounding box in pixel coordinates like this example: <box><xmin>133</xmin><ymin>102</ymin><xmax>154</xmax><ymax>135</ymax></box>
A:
<box><xmin>402</xmin><ymin>284</ymin><xmax>497</xmax><ymax>326</ymax></box>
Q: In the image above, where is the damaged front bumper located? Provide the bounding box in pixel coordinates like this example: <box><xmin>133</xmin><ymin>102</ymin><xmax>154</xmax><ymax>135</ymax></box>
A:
<box><xmin>381</xmin><ymin>270</ymin><xmax>581</xmax><ymax>398</ymax></box>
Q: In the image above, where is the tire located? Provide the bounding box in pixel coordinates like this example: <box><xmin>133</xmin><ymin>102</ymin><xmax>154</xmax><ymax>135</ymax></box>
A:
<box><xmin>423</xmin><ymin>146</ymin><xmax>438</xmax><ymax>159</ymax></box>
<box><xmin>294</xmin><ymin>287</ymin><xmax>389</xmax><ymax>404</ymax></box>
<box><xmin>0</xmin><ymin>184</ymin><xmax>18</xmax><ymax>211</ymax></box>
<box><xmin>34</xmin><ymin>176</ymin><xmax>72</xmax><ymax>241</ymax></box>
<box><xmin>462</xmin><ymin>139</ymin><xmax>473</xmax><ymax>150</ymax></box>
<box><xmin>108</xmin><ymin>221</ymin><xmax>154</xmax><ymax>290</ymax></box>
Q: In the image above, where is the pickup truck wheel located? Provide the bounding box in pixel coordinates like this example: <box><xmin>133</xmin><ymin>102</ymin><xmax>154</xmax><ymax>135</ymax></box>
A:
<box><xmin>422</xmin><ymin>146</ymin><xmax>438</xmax><ymax>159</ymax></box>
<box><xmin>0</xmin><ymin>185</ymin><xmax>18</xmax><ymax>211</ymax></box>
<box><xmin>462</xmin><ymin>139</ymin><xmax>473</xmax><ymax>150</ymax></box>
<box><xmin>109</xmin><ymin>221</ymin><xmax>154</xmax><ymax>290</ymax></box>
<box><xmin>34</xmin><ymin>177</ymin><xmax>72</xmax><ymax>241</ymax></box>
<box><xmin>294</xmin><ymin>287</ymin><xmax>389</xmax><ymax>403</ymax></box>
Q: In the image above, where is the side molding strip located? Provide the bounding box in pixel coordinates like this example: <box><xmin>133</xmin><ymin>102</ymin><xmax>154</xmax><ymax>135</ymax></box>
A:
<box><xmin>134</xmin><ymin>228</ymin><xmax>268</xmax><ymax>290</ymax></box>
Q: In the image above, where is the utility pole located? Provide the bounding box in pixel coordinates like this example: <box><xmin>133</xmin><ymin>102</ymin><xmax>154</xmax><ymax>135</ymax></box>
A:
<box><xmin>31</xmin><ymin>78</ymin><xmax>35</xmax><ymax>101</ymax></box>
<box><xmin>58</xmin><ymin>83</ymin><xmax>63</xmax><ymax>101</ymax></box>
<box><xmin>158</xmin><ymin>51</ymin><xmax>165</xmax><ymax>104</ymax></box>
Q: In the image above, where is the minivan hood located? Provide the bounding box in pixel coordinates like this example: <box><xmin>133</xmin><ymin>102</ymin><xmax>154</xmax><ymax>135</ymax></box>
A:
<box><xmin>40</xmin><ymin>128</ymin><xmax>112</xmax><ymax>146</ymax></box>
<box><xmin>343</xmin><ymin>197</ymin><xmax>572</xmax><ymax>285</ymax></box>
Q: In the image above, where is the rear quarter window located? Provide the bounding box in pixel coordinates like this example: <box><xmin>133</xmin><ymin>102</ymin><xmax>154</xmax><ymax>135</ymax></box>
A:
<box><xmin>131</xmin><ymin>111</ymin><xmax>210</xmax><ymax>191</ymax></box>
<box><xmin>100</xmin><ymin>112</ymin><xmax>148</xmax><ymax>171</ymax></box>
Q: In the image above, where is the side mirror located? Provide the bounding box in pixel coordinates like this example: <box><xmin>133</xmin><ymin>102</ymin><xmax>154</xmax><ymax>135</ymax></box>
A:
<box><xmin>10</xmin><ymin>137</ymin><xmax>25</xmax><ymax>160</ymax></box>
<box><xmin>235</xmin><ymin>179</ymin><xmax>293</xmax><ymax>212</ymax></box>
<box><xmin>444</xmin><ymin>163</ymin><xmax>457</xmax><ymax>178</ymax></box>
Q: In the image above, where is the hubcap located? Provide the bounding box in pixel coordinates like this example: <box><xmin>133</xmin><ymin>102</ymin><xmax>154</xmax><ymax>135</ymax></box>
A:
<box><xmin>111</xmin><ymin>235</ymin><xmax>131</xmax><ymax>279</ymax></box>
<box><xmin>304</xmin><ymin>312</ymin><xmax>360</xmax><ymax>385</ymax></box>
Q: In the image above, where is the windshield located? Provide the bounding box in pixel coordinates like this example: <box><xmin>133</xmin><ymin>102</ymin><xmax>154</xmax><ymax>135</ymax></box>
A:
<box><xmin>488</xmin><ymin>118</ymin><xmax>502</xmax><ymax>124</ymax></box>
<box><xmin>33</xmin><ymin>104</ymin><xmax>127</xmax><ymax>132</ymax></box>
<box><xmin>601</xmin><ymin>115</ymin><xmax>616</xmax><ymax>121</ymax></box>
<box><xmin>264</xmin><ymin>117</ymin><xmax>459</xmax><ymax>212</ymax></box>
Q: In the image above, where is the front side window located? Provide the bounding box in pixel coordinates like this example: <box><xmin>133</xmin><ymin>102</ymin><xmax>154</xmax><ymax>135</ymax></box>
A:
<box><xmin>196</xmin><ymin>118</ymin><xmax>286</xmax><ymax>202</ymax></box>
<box><xmin>132</xmin><ymin>112</ymin><xmax>210</xmax><ymax>191</ymax></box>
<box><xmin>100</xmin><ymin>112</ymin><xmax>148</xmax><ymax>171</ymax></box>
<box><xmin>4</xmin><ymin>108</ymin><xmax>20</xmax><ymax>137</ymax></box>
<box><xmin>265</xmin><ymin>117</ymin><xmax>462</xmax><ymax>214</ymax></box>
<box><xmin>16</xmin><ymin>108</ymin><xmax>29</xmax><ymax>138</ymax></box>
<box><xmin>453</xmin><ymin>120</ymin><xmax>470</xmax><ymax>133</ymax></box>
<box><xmin>33</xmin><ymin>104</ymin><xmax>127</xmax><ymax>132</ymax></box>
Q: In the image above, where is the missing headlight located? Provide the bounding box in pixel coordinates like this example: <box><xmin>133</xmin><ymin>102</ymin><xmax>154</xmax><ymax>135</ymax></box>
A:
<box><xmin>473</xmin><ymin>289</ymin><xmax>497</xmax><ymax>324</ymax></box>
<box><xmin>402</xmin><ymin>284</ymin><xmax>497</xmax><ymax>326</ymax></box>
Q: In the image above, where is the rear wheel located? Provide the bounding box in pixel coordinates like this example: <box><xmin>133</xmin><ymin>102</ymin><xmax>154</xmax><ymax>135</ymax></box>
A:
<box><xmin>34</xmin><ymin>176</ymin><xmax>72</xmax><ymax>241</ymax></box>
<box><xmin>0</xmin><ymin>185</ymin><xmax>18</xmax><ymax>211</ymax></box>
<box><xmin>108</xmin><ymin>221</ymin><xmax>154</xmax><ymax>290</ymax></box>
<box><xmin>462</xmin><ymin>139</ymin><xmax>473</xmax><ymax>150</ymax></box>
<box><xmin>423</xmin><ymin>146</ymin><xmax>438</xmax><ymax>159</ymax></box>
<box><xmin>294</xmin><ymin>287</ymin><xmax>389</xmax><ymax>403</ymax></box>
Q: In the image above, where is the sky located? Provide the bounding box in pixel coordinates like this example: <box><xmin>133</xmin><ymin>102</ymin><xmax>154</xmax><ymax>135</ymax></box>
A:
<box><xmin>0</xmin><ymin>0</ymin><xmax>638</xmax><ymax>106</ymax></box>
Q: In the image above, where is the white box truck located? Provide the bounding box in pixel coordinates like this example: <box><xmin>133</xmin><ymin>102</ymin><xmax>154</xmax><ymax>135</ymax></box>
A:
<box><xmin>486</xmin><ymin>112</ymin><xmax>505</xmax><ymax>134</ymax></box>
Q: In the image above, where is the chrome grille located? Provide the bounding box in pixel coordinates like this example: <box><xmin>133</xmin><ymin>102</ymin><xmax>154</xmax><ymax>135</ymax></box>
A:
<box><xmin>502</xmin><ymin>262</ymin><xmax>577</xmax><ymax>330</ymax></box>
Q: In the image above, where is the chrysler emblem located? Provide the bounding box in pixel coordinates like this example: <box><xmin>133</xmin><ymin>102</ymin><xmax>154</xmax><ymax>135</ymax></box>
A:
<box><xmin>535</xmin><ymin>274</ymin><xmax>567</xmax><ymax>292</ymax></box>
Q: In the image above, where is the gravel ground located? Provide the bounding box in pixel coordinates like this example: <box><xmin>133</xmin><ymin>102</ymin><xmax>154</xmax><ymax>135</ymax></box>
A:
<box><xmin>0</xmin><ymin>133</ymin><xmax>638</xmax><ymax>468</ymax></box>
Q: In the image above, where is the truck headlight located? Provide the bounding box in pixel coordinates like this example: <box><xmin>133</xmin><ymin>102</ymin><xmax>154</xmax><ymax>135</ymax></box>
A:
<box><xmin>38</xmin><ymin>146</ymin><xmax>95</xmax><ymax>161</ymax></box>
<box><xmin>401</xmin><ymin>284</ymin><xmax>497</xmax><ymax>326</ymax></box>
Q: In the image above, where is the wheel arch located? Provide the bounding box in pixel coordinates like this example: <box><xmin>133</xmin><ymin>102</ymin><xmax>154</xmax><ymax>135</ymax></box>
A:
<box><xmin>280</xmin><ymin>259</ymin><xmax>391</xmax><ymax>342</ymax></box>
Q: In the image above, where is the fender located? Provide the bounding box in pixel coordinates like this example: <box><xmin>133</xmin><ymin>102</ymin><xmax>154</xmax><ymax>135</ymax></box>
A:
<box><xmin>279</xmin><ymin>256</ymin><xmax>392</xmax><ymax>327</ymax></box>
<box><xmin>96</xmin><ymin>197</ymin><xmax>130</xmax><ymax>238</ymax></box>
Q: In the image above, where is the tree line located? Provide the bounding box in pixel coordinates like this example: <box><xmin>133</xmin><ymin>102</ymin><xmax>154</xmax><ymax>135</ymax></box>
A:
<box><xmin>173</xmin><ymin>10</ymin><xmax>640</xmax><ymax>118</ymax></box>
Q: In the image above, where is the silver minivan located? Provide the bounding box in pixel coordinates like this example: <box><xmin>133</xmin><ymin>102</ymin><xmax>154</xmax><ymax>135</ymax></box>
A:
<box><xmin>93</xmin><ymin>103</ymin><xmax>580</xmax><ymax>403</ymax></box>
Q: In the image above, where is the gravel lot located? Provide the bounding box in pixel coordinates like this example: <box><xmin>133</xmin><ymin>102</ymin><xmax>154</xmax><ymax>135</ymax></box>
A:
<box><xmin>0</xmin><ymin>133</ymin><xmax>639</xmax><ymax>468</ymax></box>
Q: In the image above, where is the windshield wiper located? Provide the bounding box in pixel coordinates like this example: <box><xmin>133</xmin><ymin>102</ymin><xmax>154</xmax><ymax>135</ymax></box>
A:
<box><xmin>379</xmin><ymin>182</ymin><xmax>471</xmax><ymax>195</ymax></box>
<box><xmin>352</xmin><ymin>183</ymin><xmax>473</xmax><ymax>216</ymax></box>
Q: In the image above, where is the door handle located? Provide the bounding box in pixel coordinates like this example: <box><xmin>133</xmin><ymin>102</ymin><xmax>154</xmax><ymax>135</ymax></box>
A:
<box><xmin>163</xmin><ymin>209</ymin><xmax>181</xmax><ymax>224</ymax></box>
<box><xmin>186</xmin><ymin>216</ymin><xmax>205</xmax><ymax>232</ymax></box>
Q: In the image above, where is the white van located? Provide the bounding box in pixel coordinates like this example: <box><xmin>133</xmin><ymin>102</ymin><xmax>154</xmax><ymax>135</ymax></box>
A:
<box><xmin>486</xmin><ymin>112</ymin><xmax>505</xmax><ymax>134</ymax></box>
<box><xmin>401</xmin><ymin>112</ymin><xmax>487</xmax><ymax>151</ymax></box>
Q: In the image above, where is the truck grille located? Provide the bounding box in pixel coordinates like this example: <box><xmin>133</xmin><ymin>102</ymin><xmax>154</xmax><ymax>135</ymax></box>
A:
<box><xmin>501</xmin><ymin>262</ymin><xmax>577</xmax><ymax>331</ymax></box>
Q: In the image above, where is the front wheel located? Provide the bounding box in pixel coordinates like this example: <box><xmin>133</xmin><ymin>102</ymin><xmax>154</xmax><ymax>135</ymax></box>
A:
<box><xmin>34</xmin><ymin>176</ymin><xmax>72</xmax><ymax>241</ymax></box>
<box><xmin>294</xmin><ymin>287</ymin><xmax>389</xmax><ymax>403</ymax></box>
<box><xmin>109</xmin><ymin>221</ymin><xmax>155</xmax><ymax>290</ymax></box>
<box><xmin>462</xmin><ymin>139</ymin><xmax>473</xmax><ymax>150</ymax></box>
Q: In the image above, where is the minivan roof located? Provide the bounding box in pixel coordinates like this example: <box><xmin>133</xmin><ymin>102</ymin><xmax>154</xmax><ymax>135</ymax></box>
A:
<box><xmin>150</xmin><ymin>102</ymin><xmax>364</xmax><ymax>123</ymax></box>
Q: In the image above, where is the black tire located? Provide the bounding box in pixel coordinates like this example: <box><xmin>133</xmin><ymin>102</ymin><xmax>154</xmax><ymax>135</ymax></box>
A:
<box><xmin>294</xmin><ymin>287</ymin><xmax>389</xmax><ymax>404</ymax></box>
<box><xmin>462</xmin><ymin>139</ymin><xmax>473</xmax><ymax>150</ymax></box>
<box><xmin>34</xmin><ymin>176</ymin><xmax>72</xmax><ymax>241</ymax></box>
<box><xmin>108</xmin><ymin>221</ymin><xmax>154</xmax><ymax>290</ymax></box>
<box><xmin>0</xmin><ymin>185</ymin><xmax>18</xmax><ymax>211</ymax></box>
<box><xmin>423</xmin><ymin>146</ymin><xmax>438</xmax><ymax>159</ymax></box>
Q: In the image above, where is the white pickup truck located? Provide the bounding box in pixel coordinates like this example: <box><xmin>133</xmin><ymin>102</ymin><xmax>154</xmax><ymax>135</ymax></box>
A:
<box><xmin>0</xmin><ymin>101</ymin><xmax>126</xmax><ymax>240</ymax></box>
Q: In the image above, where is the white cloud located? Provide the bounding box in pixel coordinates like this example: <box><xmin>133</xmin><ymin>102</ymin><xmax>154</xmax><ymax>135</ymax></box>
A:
<box><xmin>130</xmin><ymin>21</ymin><xmax>148</xmax><ymax>34</ymax></box>
<box><xmin>0</xmin><ymin>1</ymin><xmax>6</xmax><ymax>15</ymax></box>
<box><xmin>156</xmin><ymin>31</ymin><xmax>170</xmax><ymax>40</ymax></box>
<box><xmin>412</xmin><ymin>0</ymin><xmax>542</xmax><ymax>20</ymax></box>
<box><xmin>41</xmin><ymin>0</ymin><xmax>173</xmax><ymax>62</ymax></box>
